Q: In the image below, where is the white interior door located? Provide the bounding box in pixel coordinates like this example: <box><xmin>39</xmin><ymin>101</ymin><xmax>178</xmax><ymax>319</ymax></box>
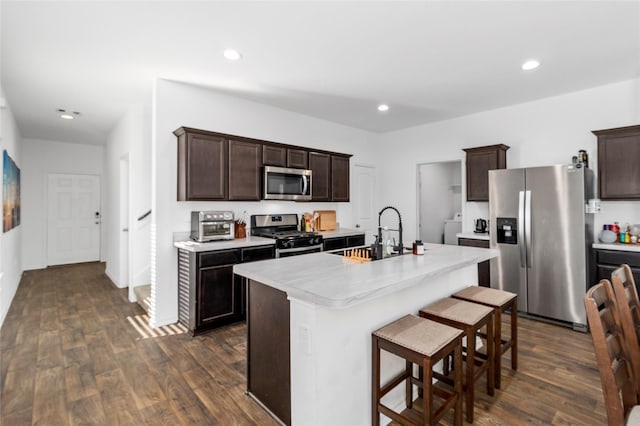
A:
<box><xmin>352</xmin><ymin>164</ymin><xmax>376</xmax><ymax>243</ymax></box>
<box><xmin>47</xmin><ymin>174</ymin><xmax>101</xmax><ymax>266</ymax></box>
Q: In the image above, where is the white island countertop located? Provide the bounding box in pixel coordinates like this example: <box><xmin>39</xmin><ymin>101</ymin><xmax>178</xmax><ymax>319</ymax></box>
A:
<box><xmin>234</xmin><ymin>243</ymin><xmax>497</xmax><ymax>308</ymax></box>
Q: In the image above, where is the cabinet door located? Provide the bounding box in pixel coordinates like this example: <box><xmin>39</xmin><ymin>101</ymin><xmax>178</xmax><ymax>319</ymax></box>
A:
<box><xmin>263</xmin><ymin>145</ymin><xmax>287</xmax><ymax>167</ymax></box>
<box><xmin>331</xmin><ymin>155</ymin><xmax>350</xmax><ymax>202</ymax></box>
<box><xmin>180</xmin><ymin>132</ymin><xmax>228</xmax><ymax>200</ymax></box>
<box><xmin>464</xmin><ymin>145</ymin><xmax>508</xmax><ymax>202</ymax></box>
<box><xmin>198</xmin><ymin>265</ymin><xmax>243</xmax><ymax>328</ymax></box>
<box><xmin>594</xmin><ymin>126</ymin><xmax>640</xmax><ymax>200</ymax></box>
<box><xmin>287</xmin><ymin>149</ymin><xmax>308</xmax><ymax>169</ymax></box>
<box><xmin>242</xmin><ymin>245</ymin><xmax>275</xmax><ymax>263</ymax></box>
<box><xmin>323</xmin><ymin>237</ymin><xmax>346</xmax><ymax>251</ymax></box>
<box><xmin>309</xmin><ymin>152</ymin><xmax>331</xmax><ymax>201</ymax></box>
<box><xmin>229</xmin><ymin>139</ymin><xmax>262</xmax><ymax>201</ymax></box>
<box><xmin>346</xmin><ymin>234</ymin><xmax>365</xmax><ymax>248</ymax></box>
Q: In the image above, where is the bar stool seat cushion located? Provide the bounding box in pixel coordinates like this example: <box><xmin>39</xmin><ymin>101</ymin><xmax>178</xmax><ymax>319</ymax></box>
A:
<box><xmin>373</xmin><ymin>314</ymin><xmax>462</xmax><ymax>357</ymax></box>
<box><xmin>453</xmin><ymin>286</ymin><xmax>516</xmax><ymax>307</ymax></box>
<box><xmin>421</xmin><ymin>298</ymin><xmax>493</xmax><ymax>326</ymax></box>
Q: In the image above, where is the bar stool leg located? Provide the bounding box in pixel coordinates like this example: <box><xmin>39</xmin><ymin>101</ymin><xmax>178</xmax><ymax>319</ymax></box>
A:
<box><xmin>405</xmin><ymin>360</ymin><xmax>412</xmax><ymax>409</ymax></box>
<box><xmin>453</xmin><ymin>344</ymin><xmax>463</xmax><ymax>426</ymax></box>
<box><xmin>487</xmin><ymin>315</ymin><xmax>495</xmax><ymax>396</ymax></box>
<box><xmin>422</xmin><ymin>357</ymin><xmax>433</xmax><ymax>425</ymax></box>
<box><xmin>511</xmin><ymin>302</ymin><xmax>518</xmax><ymax>370</ymax></box>
<box><xmin>372</xmin><ymin>336</ymin><xmax>380</xmax><ymax>426</ymax></box>
<box><xmin>465</xmin><ymin>330</ymin><xmax>475</xmax><ymax>423</ymax></box>
<box><xmin>494</xmin><ymin>308</ymin><xmax>503</xmax><ymax>389</ymax></box>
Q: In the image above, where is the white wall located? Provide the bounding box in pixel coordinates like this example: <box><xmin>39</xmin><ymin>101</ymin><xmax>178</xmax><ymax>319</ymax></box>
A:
<box><xmin>21</xmin><ymin>138</ymin><xmax>105</xmax><ymax>270</ymax></box>
<box><xmin>375</xmin><ymin>78</ymin><xmax>640</xmax><ymax>240</ymax></box>
<box><xmin>0</xmin><ymin>89</ymin><xmax>22</xmax><ymax>327</ymax></box>
<box><xmin>151</xmin><ymin>79</ymin><xmax>381</xmax><ymax>327</ymax></box>
<box><xmin>104</xmin><ymin>104</ymin><xmax>152</xmax><ymax>293</ymax></box>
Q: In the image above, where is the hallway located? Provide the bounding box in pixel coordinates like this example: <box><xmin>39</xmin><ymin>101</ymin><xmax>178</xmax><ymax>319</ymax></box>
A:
<box><xmin>0</xmin><ymin>262</ymin><xmax>275</xmax><ymax>425</ymax></box>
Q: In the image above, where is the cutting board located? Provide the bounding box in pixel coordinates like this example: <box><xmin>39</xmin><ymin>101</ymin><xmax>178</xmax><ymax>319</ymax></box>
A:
<box><xmin>314</xmin><ymin>210</ymin><xmax>336</xmax><ymax>231</ymax></box>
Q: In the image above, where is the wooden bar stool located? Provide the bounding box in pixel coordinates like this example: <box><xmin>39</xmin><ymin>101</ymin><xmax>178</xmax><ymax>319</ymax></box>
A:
<box><xmin>419</xmin><ymin>298</ymin><xmax>495</xmax><ymax>423</ymax></box>
<box><xmin>372</xmin><ymin>314</ymin><xmax>463</xmax><ymax>426</ymax></box>
<box><xmin>452</xmin><ymin>286</ymin><xmax>518</xmax><ymax>389</ymax></box>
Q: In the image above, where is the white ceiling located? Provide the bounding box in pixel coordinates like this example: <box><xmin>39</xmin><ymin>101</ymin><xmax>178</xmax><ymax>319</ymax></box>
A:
<box><xmin>2</xmin><ymin>1</ymin><xmax>639</xmax><ymax>145</ymax></box>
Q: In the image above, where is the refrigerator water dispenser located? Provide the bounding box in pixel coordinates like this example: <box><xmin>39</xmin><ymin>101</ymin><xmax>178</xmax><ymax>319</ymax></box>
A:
<box><xmin>496</xmin><ymin>217</ymin><xmax>517</xmax><ymax>244</ymax></box>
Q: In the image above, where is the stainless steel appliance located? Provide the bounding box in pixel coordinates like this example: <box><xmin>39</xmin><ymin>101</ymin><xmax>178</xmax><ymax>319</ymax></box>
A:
<box><xmin>263</xmin><ymin>166</ymin><xmax>312</xmax><ymax>201</ymax></box>
<box><xmin>489</xmin><ymin>165</ymin><xmax>595</xmax><ymax>330</ymax></box>
<box><xmin>190</xmin><ymin>211</ymin><xmax>235</xmax><ymax>242</ymax></box>
<box><xmin>251</xmin><ymin>213</ymin><xmax>323</xmax><ymax>257</ymax></box>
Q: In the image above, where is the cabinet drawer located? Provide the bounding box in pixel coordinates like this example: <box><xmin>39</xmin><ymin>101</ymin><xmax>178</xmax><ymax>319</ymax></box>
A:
<box><xmin>242</xmin><ymin>245</ymin><xmax>275</xmax><ymax>263</ymax></box>
<box><xmin>198</xmin><ymin>249</ymin><xmax>241</xmax><ymax>268</ymax></box>
<box><xmin>323</xmin><ymin>237</ymin><xmax>346</xmax><ymax>251</ymax></box>
<box><xmin>458</xmin><ymin>238</ymin><xmax>490</xmax><ymax>249</ymax></box>
<box><xmin>596</xmin><ymin>249</ymin><xmax>640</xmax><ymax>268</ymax></box>
<box><xmin>346</xmin><ymin>234</ymin><xmax>365</xmax><ymax>247</ymax></box>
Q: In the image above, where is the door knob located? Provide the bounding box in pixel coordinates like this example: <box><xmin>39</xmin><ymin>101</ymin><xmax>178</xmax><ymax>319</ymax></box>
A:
<box><xmin>355</xmin><ymin>224</ymin><xmax>360</xmax><ymax>228</ymax></box>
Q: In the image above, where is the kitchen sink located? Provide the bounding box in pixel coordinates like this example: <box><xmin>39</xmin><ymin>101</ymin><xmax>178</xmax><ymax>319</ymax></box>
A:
<box><xmin>328</xmin><ymin>245</ymin><xmax>410</xmax><ymax>261</ymax></box>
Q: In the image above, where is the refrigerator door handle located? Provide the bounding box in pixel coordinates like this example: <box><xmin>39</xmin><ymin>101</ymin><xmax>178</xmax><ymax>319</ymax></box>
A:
<box><xmin>518</xmin><ymin>190</ymin><xmax>526</xmax><ymax>268</ymax></box>
<box><xmin>525</xmin><ymin>190</ymin><xmax>532</xmax><ymax>268</ymax></box>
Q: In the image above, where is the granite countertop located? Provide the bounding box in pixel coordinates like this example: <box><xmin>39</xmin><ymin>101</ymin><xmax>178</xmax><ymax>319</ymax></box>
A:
<box><xmin>592</xmin><ymin>242</ymin><xmax>640</xmax><ymax>253</ymax></box>
<box><xmin>234</xmin><ymin>243</ymin><xmax>498</xmax><ymax>308</ymax></box>
<box><xmin>456</xmin><ymin>232</ymin><xmax>490</xmax><ymax>241</ymax></box>
<box><xmin>174</xmin><ymin>236</ymin><xmax>275</xmax><ymax>252</ymax></box>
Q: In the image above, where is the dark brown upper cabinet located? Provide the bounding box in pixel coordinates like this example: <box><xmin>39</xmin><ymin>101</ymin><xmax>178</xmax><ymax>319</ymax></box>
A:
<box><xmin>262</xmin><ymin>145</ymin><xmax>287</xmax><ymax>167</ymax></box>
<box><xmin>176</xmin><ymin>127</ymin><xmax>351</xmax><ymax>202</ymax></box>
<box><xmin>331</xmin><ymin>155</ymin><xmax>350</xmax><ymax>202</ymax></box>
<box><xmin>228</xmin><ymin>139</ymin><xmax>262</xmax><ymax>201</ymax></box>
<box><xmin>593</xmin><ymin>125</ymin><xmax>640</xmax><ymax>200</ymax></box>
<box><xmin>463</xmin><ymin>144</ymin><xmax>509</xmax><ymax>201</ymax></box>
<box><xmin>287</xmin><ymin>149</ymin><xmax>308</xmax><ymax>169</ymax></box>
<box><xmin>309</xmin><ymin>152</ymin><xmax>331</xmax><ymax>201</ymax></box>
<box><xmin>175</xmin><ymin>127</ymin><xmax>228</xmax><ymax>201</ymax></box>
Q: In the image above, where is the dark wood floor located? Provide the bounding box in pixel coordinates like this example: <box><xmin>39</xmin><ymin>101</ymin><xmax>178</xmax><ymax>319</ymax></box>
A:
<box><xmin>1</xmin><ymin>262</ymin><xmax>607</xmax><ymax>425</ymax></box>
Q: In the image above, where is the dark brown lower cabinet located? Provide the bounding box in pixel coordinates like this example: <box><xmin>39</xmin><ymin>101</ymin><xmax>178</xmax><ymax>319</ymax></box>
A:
<box><xmin>177</xmin><ymin>245</ymin><xmax>275</xmax><ymax>335</ymax></box>
<box><xmin>458</xmin><ymin>237</ymin><xmax>490</xmax><ymax>287</ymax></box>
<box><xmin>247</xmin><ymin>280</ymin><xmax>291</xmax><ymax>425</ymax></box>
<box><xmin>595</xmin><ymin>249</ymin><xmax>640</xmax><ymax>294</ymax></box>
<box><xmin>322</xmin><ymin>234</ymin><xmax>366</xmax><ymax>251</ymax></box>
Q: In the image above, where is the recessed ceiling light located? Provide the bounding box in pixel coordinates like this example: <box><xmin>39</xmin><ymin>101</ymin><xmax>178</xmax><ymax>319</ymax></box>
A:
<box><xmin>522</xmin><ymin>60</ymin><xmax>540</xmax><ymax>71</ymax></box>
<box><xmin>57</xmin><ymin>109</ymin><xmax>81</xmax><ymax>120</ymax></box>
<box><xmin>377</xmin><ymin>104</ymin><xmax>389</xmax><ymax>112</ymax></box>
<box><xmin>224</xmin><ymin>49</ymin><xmax>242</xmax><ymax>61</ymax></box>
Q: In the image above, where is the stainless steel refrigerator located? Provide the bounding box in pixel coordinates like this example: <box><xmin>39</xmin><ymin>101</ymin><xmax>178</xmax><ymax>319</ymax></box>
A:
<box><xmin>489</xmin><ymin>164</ymin><xmax>595</xmax><ymax>330</ymax></box>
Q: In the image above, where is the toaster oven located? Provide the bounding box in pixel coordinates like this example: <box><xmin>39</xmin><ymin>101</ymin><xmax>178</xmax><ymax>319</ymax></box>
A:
<box><xmin>190</xmin><ymin>211</ymin><xmax>235</xmax><ymax>242</ymax></box>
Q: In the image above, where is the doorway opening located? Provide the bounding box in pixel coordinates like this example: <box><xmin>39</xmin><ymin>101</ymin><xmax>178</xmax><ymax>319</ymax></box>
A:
<box><xmin>417</xmin><ymin>161</ymin><xmax>463</xmax><ymax>245</ymax></box>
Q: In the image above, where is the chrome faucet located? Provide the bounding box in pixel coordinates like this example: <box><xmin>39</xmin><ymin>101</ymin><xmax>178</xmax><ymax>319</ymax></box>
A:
<box><xmin>376</xmin><ymin>206</ymin><xmax>403</xmax><ymax>259</ymax></box>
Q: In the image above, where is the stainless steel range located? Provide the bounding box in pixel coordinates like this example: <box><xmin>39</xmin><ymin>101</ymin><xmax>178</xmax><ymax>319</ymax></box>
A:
<box><xmin>251</xmin><ymin>214</ymin><xmax>323</xmax><ymax>258</ymax></box>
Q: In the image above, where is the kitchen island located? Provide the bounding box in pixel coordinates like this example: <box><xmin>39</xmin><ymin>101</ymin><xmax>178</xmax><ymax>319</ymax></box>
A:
<box><xmin>234</xmin><ymin>243</ymin><xmax>498</xmax><ymax>425</ymax></box>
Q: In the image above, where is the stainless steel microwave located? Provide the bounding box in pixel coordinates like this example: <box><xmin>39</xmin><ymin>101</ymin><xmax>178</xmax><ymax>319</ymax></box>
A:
<box><xmin>263</xmin><ymin>166</ymin><xmax>312</xmax><ymax>201</ymax></box>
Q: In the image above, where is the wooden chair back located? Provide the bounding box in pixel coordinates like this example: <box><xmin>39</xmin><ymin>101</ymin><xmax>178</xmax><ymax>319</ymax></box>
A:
<box><xmin>611</xmin><ymin>264</ymin><xmax>640</xmax><ymax>399</ymax></box>
<box><xmin>585</xmin><ymin>279</ymin><xmax>638</xmax><ymax>426</ymax></box>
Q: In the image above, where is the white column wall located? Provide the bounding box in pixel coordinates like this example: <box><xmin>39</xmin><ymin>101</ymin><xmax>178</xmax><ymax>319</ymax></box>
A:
<box><xmin>104</xmin><ymin>103</ymin><xmax>152</xmax><ymax>291</ymax></box>
<box><xmin>20</xmin><ymin>139</ymin><xmax>105</xmax><ymax>270</ymax></box>
<box><xmin>0</xmin><ymin>89</ymin><xmax>22</xmax><ymax>327</ymax></box>
<box><xmin>374</xmin><ymin>78</ymin><xmax>640</xmax><ymax>239</ymax></box>
<box><xmin>151</xmin><ymin>79</ymin><xmax>382</xmax><ymax>327</ymax></box>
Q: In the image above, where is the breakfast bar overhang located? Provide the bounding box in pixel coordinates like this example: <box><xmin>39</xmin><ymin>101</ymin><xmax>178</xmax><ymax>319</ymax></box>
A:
<box><xmin>233</xmin><ymin>243</ymin><xmax>498</xmax><ymax>425</ymax></box>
